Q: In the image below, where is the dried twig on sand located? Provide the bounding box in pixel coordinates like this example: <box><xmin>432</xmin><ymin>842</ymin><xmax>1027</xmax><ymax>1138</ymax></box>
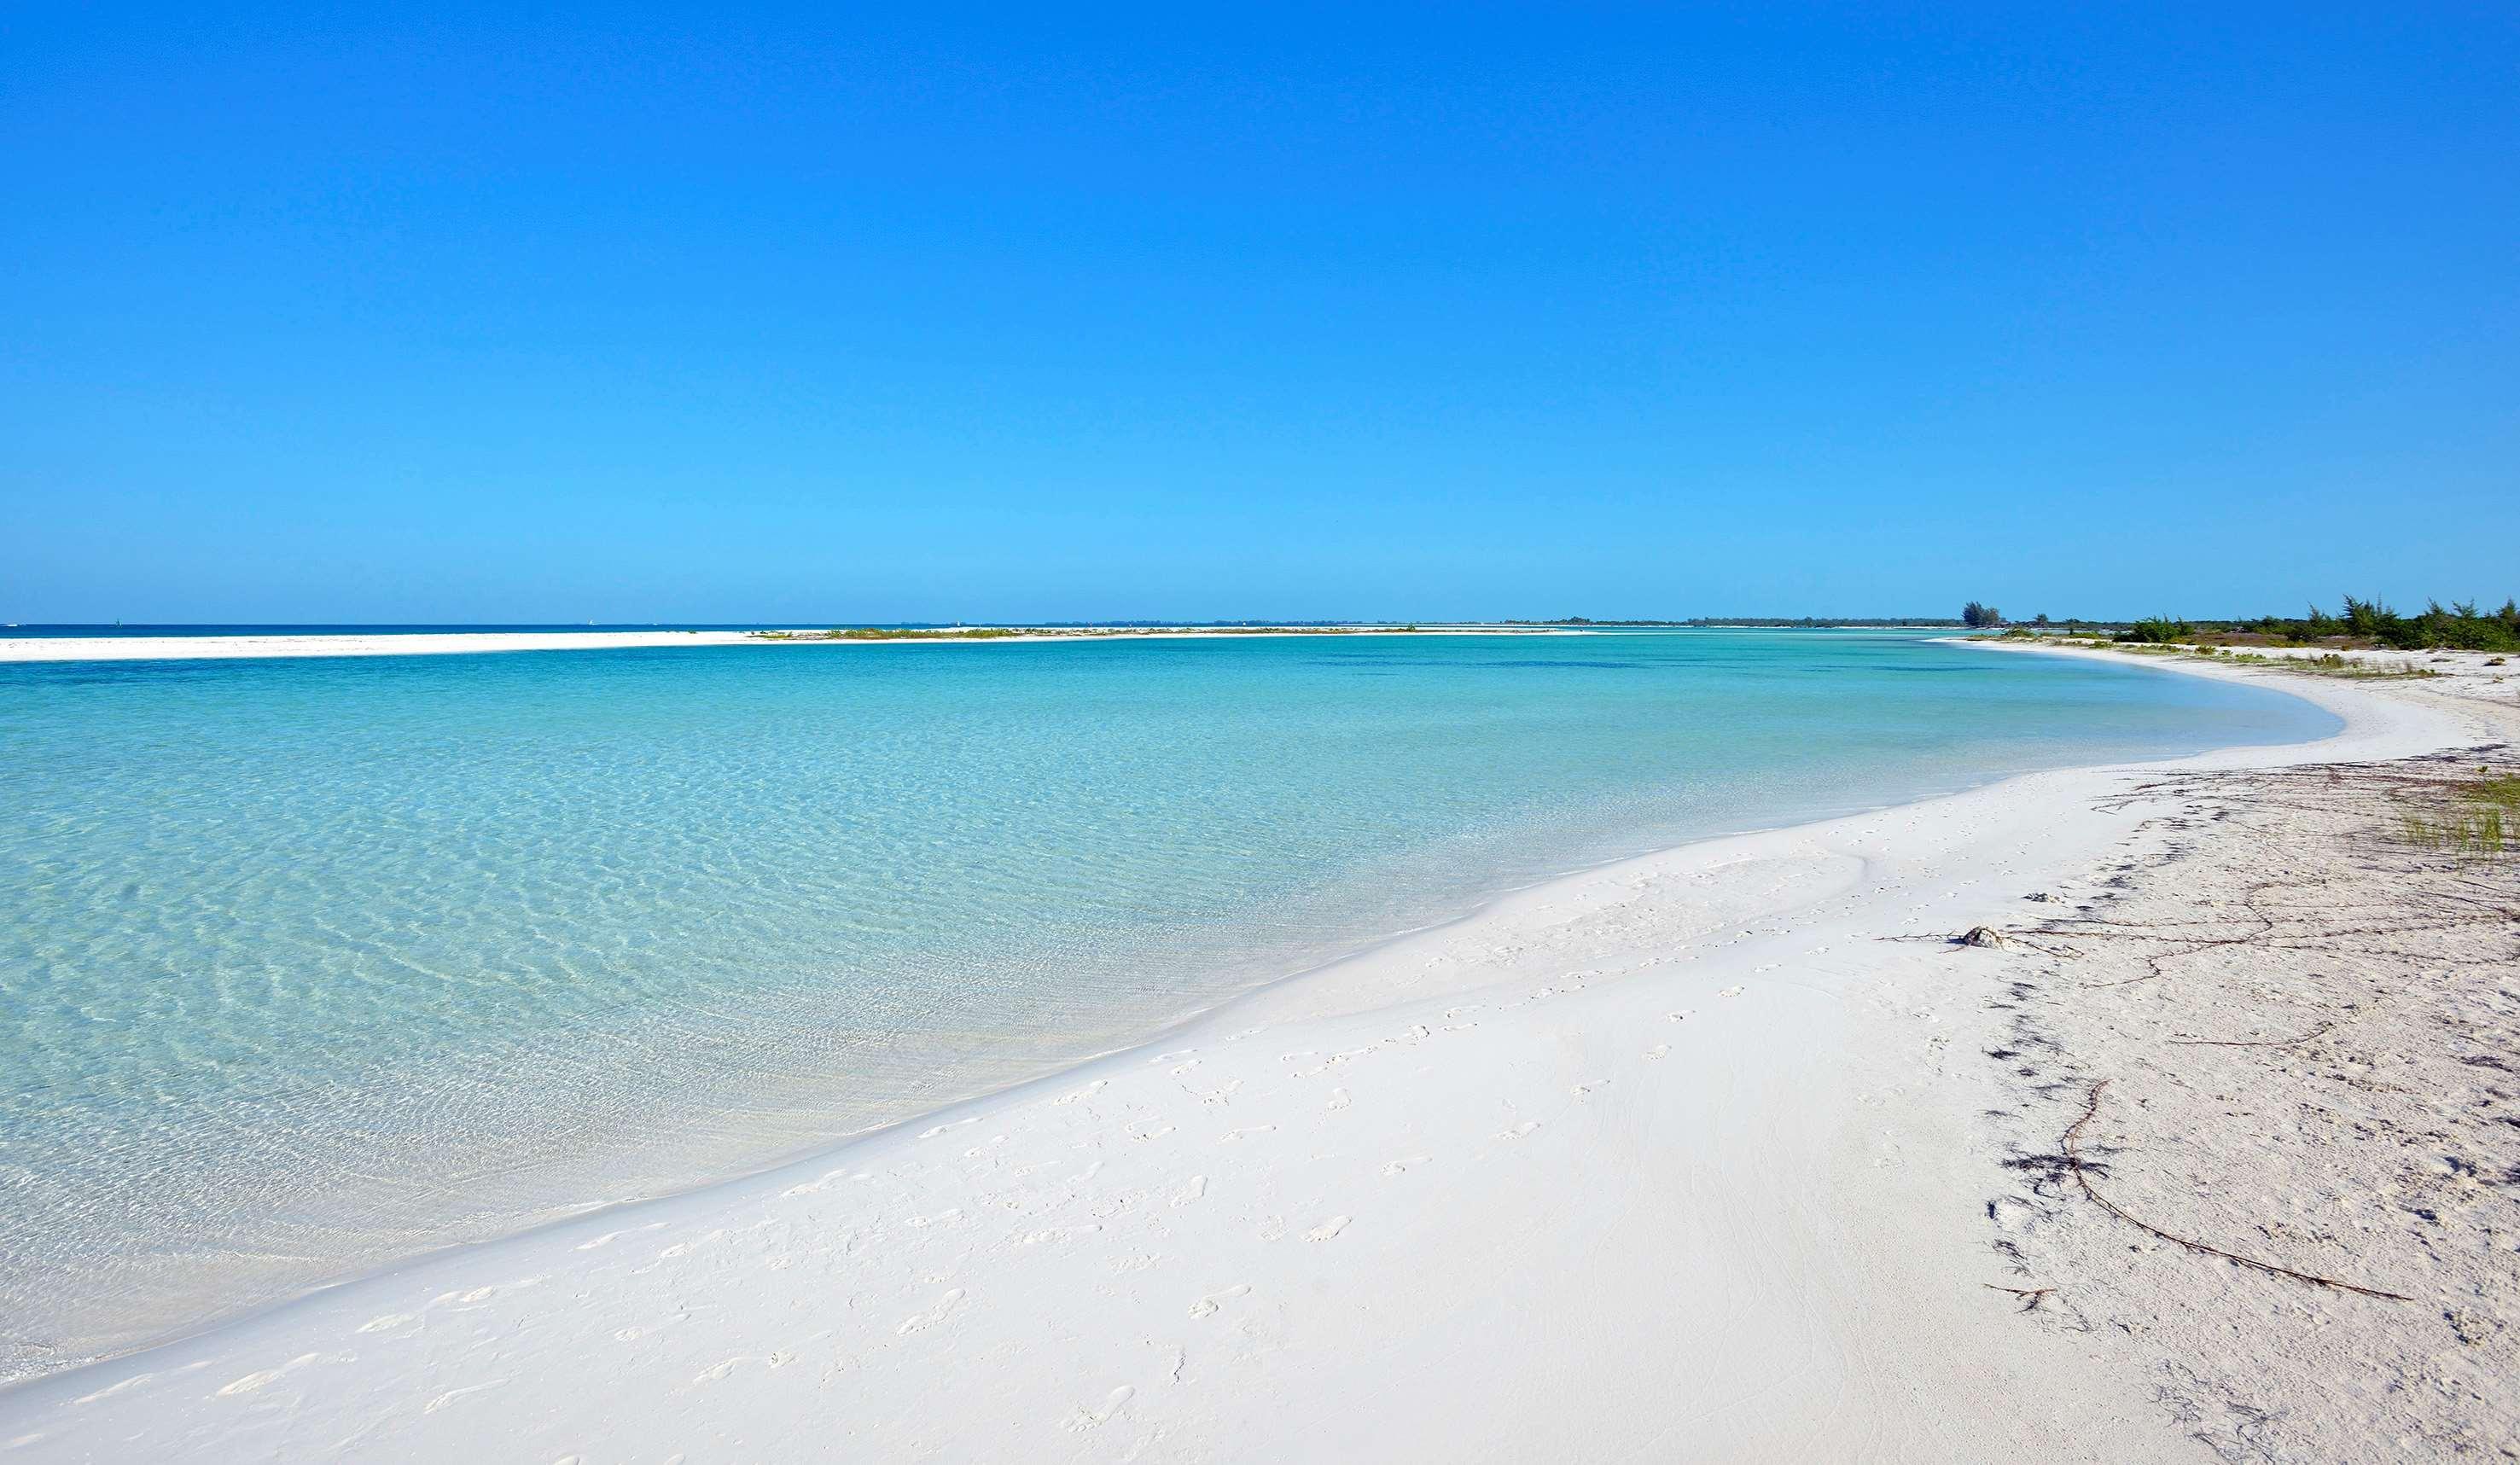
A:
<box><xmin>1982</xmin><ymin>1283</ymin><xmax>2056</xmax><ymax>1311</ymax></box>
<box><xmin>2165</xmin><ymin>1021</ymin><xmax>2337</xmax><ymax>1049</ymax></box>
<box><xmin>2060</xmin><ymin>1081</ymin><xmax>2411</xmax><ymax>1302</ymax></box>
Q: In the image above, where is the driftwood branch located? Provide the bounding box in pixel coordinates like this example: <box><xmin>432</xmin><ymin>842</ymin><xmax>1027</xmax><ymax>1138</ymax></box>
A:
<box><xmin>2060</xmin><ymin>1081</ymin><xmax>2411</xmax><ymax>1303</ymax></box>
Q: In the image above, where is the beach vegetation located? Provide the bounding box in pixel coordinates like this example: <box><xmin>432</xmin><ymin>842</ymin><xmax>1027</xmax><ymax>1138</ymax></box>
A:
<box><xmin>2074</xmin><ymin>596</ymin><xmax>2517</xmax><ymax>654</ymax></box>
<box><xmin>2399</xmin><ymin>772</ymin><xmax>2517</xmax><ymax>857</ymax></box>
<box><xmin>819</xmin><ymin>626</ymin><xmax>1029</xmax><ymax>640</ymax></box>
<box><xmin>2284</xmin><ymin>654</ymin><xmax>2439</xmax><ymax>679</ymax></box>
<box><xmin>1960</xmin><ymin>602</ymin><xmax>2002</xmax><ymax>628</ymax></box>
<box><xmin>2115</xmin><ymin>617</ymin><xmax>2192</xmax><ymax>644</ymax></box>
<box><xmin>2224</xmin><ymin>596</ymin><xmax>2519</xmax><ymax>652</ymax></box>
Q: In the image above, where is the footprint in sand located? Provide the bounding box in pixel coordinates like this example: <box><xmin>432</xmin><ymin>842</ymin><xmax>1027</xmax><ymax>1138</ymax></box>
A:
<box><xmin>918</xmin><ymin>1117</ymin><xmax>979</xmax><ymax>1140</ymax></box>
<box><xmin>1306</xmin><ymin>1215</ymin><xmax>1353</xmax><ymax>1242</ymax></box>
<box><xmin>355</xmin><ymin>1312</ymin><xmax>418</xmax><ymax>1334</ymax></box>
<box><xmin>1171</xmin><ymin>1175</ymin><xmax>1208</xmax><ymax>1207</ymax></box>
<box><xmin>658</xmin><ymin>1232</ymin><xmax>724</xmax><ymax>1260</ymax></box>
<box><xmin>896</xmin><ymin>1288</ymin><xmax>967</xmax><ymax>1335</ymax></box>
<box><xmin>1572</xmin><ymin>1079</ymin><xmax>1609</xmax><ymax>1097</ymax></box>
<box><xmin>1219</xmin><ymin>1125</ymin><xmax>1276</xmax><ymax>1143</ymax></box>
<box><xmin>1643</xmin><ymin>1044</ymin><xmax>1670</xmax><ymax>1061</ymax></box>
<box><xmin>1382</xmin><ymin>1154</ymin><xmax>1432</xmax><ymax>1177</ymax></box>
<box><xmin>1716</xmin><ymin>985</ymin><xmax>1743</xmax><ymax>998</ymax></box>
<box><xmin>72</xmin><ymin>1374</ymin><xmax>155</xmax><ymax>1407</ymax></box>
<box><xmin>1052</xmin><ymin>1080</ymin><xmax>1107</xmax><ymax>1107</ymax></box>
<box><xmin>1327</xmin><ymin>1087</ymin><xmax>1351</xmax><ymax>1111</ymax></box>
<box><xmin>1667</xmin><ymin>1009</ymin><xmax>1694</xmax><ymax>1022</ymax></box>
<box><xmin>1187</xmin><ymin>1284</ymin><xmax>1252</xmax><ymax>1318</ymax></box>
<box><xmin>421</xmin><ymin>1381</ymin><xmax>503</xmax><ymax>1414</ymax></box>
<box><xmin>1497</xmin><ymin>1120</ymin><xmax>1541</xmax><ymax>1140</ymax></box>
<box><xmin>1062</xmin><ymin>1385</ymin><xmax>1136</xmax><ymax>1432</ymax></box>
<box><xmin>1020</xmin><ymin>1224</ymin><xmax>1103</xmax><ymax>1245</ymax></box>
<box><xmin>216</xmin><ymin>1354</ymin><xmax>322</xmax><ymax>1398</ymax></box>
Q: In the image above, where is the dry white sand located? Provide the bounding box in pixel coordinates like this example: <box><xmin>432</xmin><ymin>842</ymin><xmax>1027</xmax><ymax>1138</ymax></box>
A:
<box><xmin>1</xmin><ymin>648</ymin><xmax>2505</xmax><ymax>1462</ymax></box>
<box><xmin>0</xmin><ymin>631</ymin><xmax>766</xmax><ymax>662</ymax></box>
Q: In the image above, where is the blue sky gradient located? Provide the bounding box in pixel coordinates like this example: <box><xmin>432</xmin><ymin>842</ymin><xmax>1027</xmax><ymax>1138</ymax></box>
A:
<box><xmin>4</xmin><ymin>5</ymin><xmax>2513</xmax><ymax>623</ymax></box>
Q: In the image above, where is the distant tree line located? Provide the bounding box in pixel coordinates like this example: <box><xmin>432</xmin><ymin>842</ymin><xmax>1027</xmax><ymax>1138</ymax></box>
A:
<box><xmin>1516</xmin><ymin>596</ymin><xmax>2517</xmax><ymax>652</ymax></box>
<box><xmin>2111</xmin><ymin>596</ymin><xmax>2520</xmax><ymax>652</ymax></box>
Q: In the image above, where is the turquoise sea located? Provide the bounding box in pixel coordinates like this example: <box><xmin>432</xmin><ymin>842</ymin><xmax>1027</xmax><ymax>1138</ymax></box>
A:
<box><xmin>0</xmin><ymin>631</ymin><xmax>2334</xmax><ymax>1380</ymax></box>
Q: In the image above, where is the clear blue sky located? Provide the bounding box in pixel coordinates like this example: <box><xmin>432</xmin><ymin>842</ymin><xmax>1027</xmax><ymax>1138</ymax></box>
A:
<box><xmin>4</xmin><ymin>5</ymin><xmax>2513</xmax><ymax>624</ymax></box>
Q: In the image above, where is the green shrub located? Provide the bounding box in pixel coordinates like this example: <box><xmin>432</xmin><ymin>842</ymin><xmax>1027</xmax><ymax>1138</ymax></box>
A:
<box><xmin>2116</xmin><ymin>616</ymin><xmax>2192</xmax><ymax>644</ymax></box>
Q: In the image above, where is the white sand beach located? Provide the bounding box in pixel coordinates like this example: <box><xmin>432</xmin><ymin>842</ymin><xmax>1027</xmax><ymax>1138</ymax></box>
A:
<box><xmin>3</xmin><ymin>647</ymin><xmax>2512</xmax><ymax>1462</ymax></box>
<box><xmin>0</xmin><ymin>631</ymin><xmax>766</xmax><ymax>662</ymax></box>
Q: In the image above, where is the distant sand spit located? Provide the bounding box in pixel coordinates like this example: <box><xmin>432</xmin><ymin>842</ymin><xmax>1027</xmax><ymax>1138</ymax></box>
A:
<box><xmin>0</xmin><ymin>626</ymin><xmax>1558</xmax><ymax>663</ymax></box>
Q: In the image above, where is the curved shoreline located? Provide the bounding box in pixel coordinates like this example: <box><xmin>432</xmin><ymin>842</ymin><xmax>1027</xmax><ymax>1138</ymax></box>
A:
<box><xmin>0</xmin><ymin>642</ymin><xmax>2332</xmax><ymax>1389</ymax></box>
<box><xmin>1</xmin><ymin>649</ymin><xmax>2484</xmax><ymax>1460</ymax></box>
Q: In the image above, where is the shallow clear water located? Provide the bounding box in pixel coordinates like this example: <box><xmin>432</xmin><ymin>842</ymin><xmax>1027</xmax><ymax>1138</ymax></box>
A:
<box><xmin>0</xmin><ymin>631</ymin><xmax>2332</xmax><ymax>1378</ymax></box>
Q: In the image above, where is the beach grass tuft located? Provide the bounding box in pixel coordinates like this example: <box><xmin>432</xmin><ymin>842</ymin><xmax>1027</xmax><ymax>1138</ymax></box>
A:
<box><xmin>2397</xmin><ymin>771</ymin><xmax>2517</xmax><ymax>857</ymax></box>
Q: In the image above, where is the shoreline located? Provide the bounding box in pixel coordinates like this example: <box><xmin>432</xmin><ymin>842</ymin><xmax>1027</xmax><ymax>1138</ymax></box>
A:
<box><xmin>1</xmin><ymin>650</ymin><xmax>2496</xmax><ymax>1459</ymax></box>
<box><xmin>0</xmin><ymin>640</ymin><xmax>2333</xmax><ymax>1390</ymax></box>
<box><xmin>0</xmin><ymin>625</ymin><xmax>1568</xmax><ymax>665</ymax></box>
